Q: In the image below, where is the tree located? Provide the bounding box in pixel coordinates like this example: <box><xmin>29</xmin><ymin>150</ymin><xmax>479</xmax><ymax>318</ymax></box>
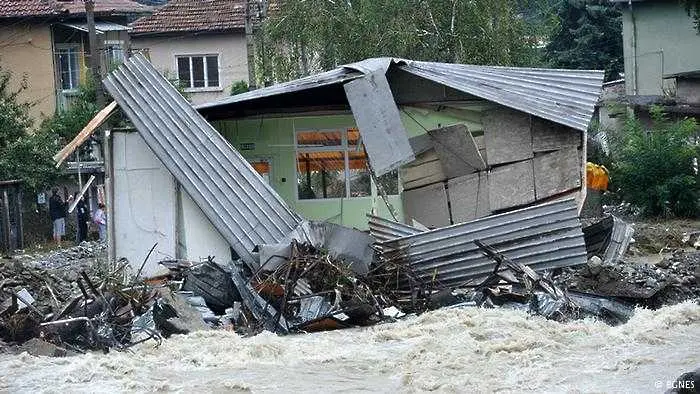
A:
<box><xmin>0</xmin><ymin>63</ymin><xmax>61</xmax><ymax>192</ymax></box>
<box><xmin>256</xmin><ymin>0</ymin><xmax>541</xmax><ymax>84</ymax></box>
<box><xmin>681</xmin><ymin>0</ymin><xmax>700</xmax><ymax>32</ymax></box>
<box><xmin>608</xmin><ymin>108</ymin><xmax>699</xmax><ymax>218</ymax></box>
<box><xmin>545</xmin><ymin>0</ymin><xmax>623</xmax><ymax>81</ymax></box>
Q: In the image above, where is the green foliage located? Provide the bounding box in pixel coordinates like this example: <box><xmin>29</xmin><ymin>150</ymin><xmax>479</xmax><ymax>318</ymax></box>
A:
<box><xmin>230</xmin><ymin>80</ymin><xmax>249</xmax><ymax>96</ymax></box>
<box><xmin>256</xmin><ymin>0</ymin><xmax>541</xmax><ymax>84</ymax></box>
<box><xmin>608</xmin><ymin>108</ymin><xmax>700</xmax><ymax>218</ymax></box>
<box><xmin>0</xmin><ymin>63</ymin><xmax>60</xmax><ymax>192</ymax></box>
<box><xmin>545</xmin><ymin>0</ymin><xmax>623</xmax><ymax>81</ymax></box>
<box><xmin>40</xmin><ymin>77</ymin><xmax>99</xmax><ymax>143</ymax></box>
<box><xmin>0</xmin><ymin>64</ymin><xmax>33</xmax><ymax>151</ymax></box>
<box><xmin>681</xmin><ymin>0</ymin><xmax>700</xmax><ymax>32</ymax></box>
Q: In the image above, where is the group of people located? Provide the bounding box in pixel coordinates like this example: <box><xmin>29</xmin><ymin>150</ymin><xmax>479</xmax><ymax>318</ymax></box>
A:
<box><xmin>48</xmin><ymin>188</ymin><xmax>106</xmax><ymax>245</ymax></box>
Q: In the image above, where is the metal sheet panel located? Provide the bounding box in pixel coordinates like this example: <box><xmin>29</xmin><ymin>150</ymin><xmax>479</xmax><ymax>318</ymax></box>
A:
<box><xmin>103</xmin><ymin>54</ymin><xmax>302</xmax><ymax>266</ymax></box>
<box><xmin>380</xmin><ymin>198</ymin><xmax>586</xmax><ymax>287</ymax></box>
<box><xmin>399</xmin><ymin>61</ymin><xmax>604</xmax><ymax>132</ymax></box>
<box><xmin>343</xmin><ymin>71</ymin><xmax>415</xmax><ymax>176</ymax></box>
<box><xmin>367</xmin><ymin>214</ymin><xmax>423</xmax><ymax>243</ymax></box>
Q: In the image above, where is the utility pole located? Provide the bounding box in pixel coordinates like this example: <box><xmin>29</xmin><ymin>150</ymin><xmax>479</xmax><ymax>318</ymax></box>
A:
<box><xmin>85</xmin><ymin>0</ymin><xmax>105</xmax><ymax>108</ymax></box>
<box><xmin>244</xmin><ymin>0</ymin><xmax>257</xmax><ymax>90</ymax></box>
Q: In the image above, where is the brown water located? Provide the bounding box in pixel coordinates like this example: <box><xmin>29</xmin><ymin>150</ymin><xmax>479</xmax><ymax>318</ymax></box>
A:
<box><xmin>1</xmin><ymin>301</ymin><xmax>698</xmax><ymax>393</ymax></box>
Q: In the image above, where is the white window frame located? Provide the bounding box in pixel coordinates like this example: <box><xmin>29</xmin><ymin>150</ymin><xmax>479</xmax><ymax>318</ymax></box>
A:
<box><xmin>56</xmin><ymin>43</ymin><xmax>81</xmax><ymax>93</ymax></box>
<box><xmin>174</xmin><ymin>54</ymin><xmax>222</xmax><ymax>92</ymax></box>
<box><xmin>294</xmin><ymin>127</ymin><xmax>399</xmax><ymax>201</ymax></box>
<box><xmin>104</xmin><ymin>39</ymin><xmax>125</xmax><ymax>66</ymax></box>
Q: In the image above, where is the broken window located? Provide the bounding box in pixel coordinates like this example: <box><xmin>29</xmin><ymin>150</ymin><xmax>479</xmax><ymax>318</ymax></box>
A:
<box><xmin>175</xmin><ymin>55</ymin><xmax>220</xmax><ymax>89</ymax></box>
<box><xmin>296</xmin><ymin>129</ymin><xmax>398</xmax><ymax>200</ymax></box>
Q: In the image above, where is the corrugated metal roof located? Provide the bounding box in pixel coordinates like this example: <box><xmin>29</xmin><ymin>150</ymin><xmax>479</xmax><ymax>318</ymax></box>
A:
<box><xmin>398</xmin><ymin>61</ymin><xmax>604</xmax><ymax>131</ymax></box>
<box><xmin>379</xmin><ymin>198</ymin><xmax>587</xmax><ymax>288</ymax></box>
<box><xmin>103</xmin><ymin>54</ymin><xmax>302</xmax><ymax>266</ymax></box>
<box><xmin>367</xmin><ymin>214</ymin><xmax>423</xmax><ymax>244</ymax></box>
<box><xmin>62</xmin><ymin>21</ymin><xmax>130</xmax><ymax>33</ymax></box>
<box><xmin>196</xmin><ymin>67</ymin><xmax>361</xmax><ymax>110</ymax></box>
<box><xmin>197</xmin><ymin>58</ymin><xmax>604</xmax><ymax>132</ymax></box>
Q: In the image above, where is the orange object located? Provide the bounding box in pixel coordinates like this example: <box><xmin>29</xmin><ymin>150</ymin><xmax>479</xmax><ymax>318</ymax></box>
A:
<box><xmin>586</xmin><ymin>162</ymin><xmax>609</xmax><ymax>191</ymax></box>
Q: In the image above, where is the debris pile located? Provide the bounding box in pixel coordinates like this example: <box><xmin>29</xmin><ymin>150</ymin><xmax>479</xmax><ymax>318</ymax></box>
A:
<box><xmin>556</xmin><ymin>249</ymin><xmax>700</xmax><ymax>308</ymax></box>
<box><xmin>1</xmin><ymin>209</ymin><xmax>697</xmax><ymax>355</ymax></box>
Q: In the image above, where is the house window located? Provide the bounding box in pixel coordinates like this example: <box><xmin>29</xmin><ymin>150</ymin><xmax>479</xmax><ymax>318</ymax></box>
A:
<box><xmin>105</xmin><ymin>40</ymin><xmax>124</xmax><ymax>68</ymax></box>
<box><xmin>176</xmin><ymin>55</ymin><xmax>219</xmax><ymax>89</ymax></box>
<box><xmin>57</xmin><ymin>45</ymin><xmax>80</xmax><ymax>91</ymax></box>
<box><xmin>296</xmin><ymin>128</ymin><xmax>399</xmax><ymax>200</ymax></box>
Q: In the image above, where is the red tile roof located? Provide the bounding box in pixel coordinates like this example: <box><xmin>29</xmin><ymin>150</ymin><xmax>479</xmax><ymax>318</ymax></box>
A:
<box><xmin>0</xmin><ymin>0</ymin><xmax>150</xmax><ymax>19</ymax></box>
<box><xmin>130</xmin><ymin>0</ymin><xmax>245</xmax><ymax>35</ymax></box>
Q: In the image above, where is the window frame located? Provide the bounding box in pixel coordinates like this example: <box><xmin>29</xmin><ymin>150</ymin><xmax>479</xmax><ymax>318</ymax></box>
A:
<box><xmin>294</xmin><ymin>127</ymin><xmax>399</xmax><ymax>201</ymax></box>
<box><xmin>104</xmin><ymin>39</ymin><xmax>125</xmax><ymax>67</ymax></box>
<box><xmin>56</xmin><ymin>43</ymin><xmax>81</xmax><ymax>93</ymax></box>
<box><xmin>174</xmin><ymin>54</ymin><xmax>222</xmax><ymax>92</ymax></box>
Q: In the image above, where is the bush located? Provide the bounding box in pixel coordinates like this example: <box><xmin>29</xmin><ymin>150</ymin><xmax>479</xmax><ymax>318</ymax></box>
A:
<box><xmin>230</xmin><ymin>80</ymin><xmax>249</xmax><ymax>96</ymax></box>
<box><xmin>608</xmin><ymin>108</ymin><xmax>699</xmax><ymax>218</ymax></box>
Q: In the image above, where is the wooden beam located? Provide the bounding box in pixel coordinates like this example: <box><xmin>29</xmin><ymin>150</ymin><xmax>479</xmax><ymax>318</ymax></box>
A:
<box><xmin>54</xmin><ymin>101</ymin><xmax>118</xmax><ymax>167</ymax></box>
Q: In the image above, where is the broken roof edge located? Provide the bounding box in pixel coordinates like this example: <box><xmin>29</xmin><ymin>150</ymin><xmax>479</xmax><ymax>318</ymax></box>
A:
<box><xmin>196</xmin><ymin>57</ymin><xmax>604</xmax><ymax>132</ymax></box>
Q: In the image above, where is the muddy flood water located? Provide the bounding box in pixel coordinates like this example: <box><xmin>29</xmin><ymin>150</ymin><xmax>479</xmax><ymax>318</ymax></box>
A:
<box><xmin>1</xmin><ymin>301</ymin><xmax>698</xmax><ymax>393</ymax></box>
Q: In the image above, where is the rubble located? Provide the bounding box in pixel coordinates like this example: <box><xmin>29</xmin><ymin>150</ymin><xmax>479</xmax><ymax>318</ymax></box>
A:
<box><xmin>0</xmin><ymin>211</ymin><xmax>697</xmax><ymax>355</ymax></box>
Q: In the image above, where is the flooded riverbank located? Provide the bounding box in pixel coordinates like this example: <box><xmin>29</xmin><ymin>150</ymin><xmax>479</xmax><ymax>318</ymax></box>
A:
<box><xmin>1</xmin><ymin>301</ymin><xmax>698</xmax><ymax>393</ymax></box>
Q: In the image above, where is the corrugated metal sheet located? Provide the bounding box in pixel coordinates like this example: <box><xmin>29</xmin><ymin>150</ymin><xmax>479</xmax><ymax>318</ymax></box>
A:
<box><xmin>197</xmin><ymin>58</ymin><xmax>604</xmax><ymax>132</ymax></box>
<box><xmin>367</xmin><ymin>214</ymin><xmax>423</xmax><ymax>244</ymax></box>
<box><xmin>398</xmin><ymin>61</ymin><xmax>604</xmax><ymax>131</ymax></box>
<box><xmin>379</xmin><ymin>198</ymin><xmax>586</xmax><ymax>288</ymax></box>
<box><xmin>103</xmin><ymin>54</ymin><xmax>302</xmax><ymax>266</ymax></box>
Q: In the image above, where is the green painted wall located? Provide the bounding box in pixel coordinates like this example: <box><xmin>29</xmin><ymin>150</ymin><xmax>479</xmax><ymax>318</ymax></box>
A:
<box><xmin>213</xmin><ymin>103</ymin><xmax>490</xmax><ymax>229</ymax></box>
<box><xmin>622</xmin><ymin>2</ymin><xmax>700</xmax><ymax>96</ymax></box>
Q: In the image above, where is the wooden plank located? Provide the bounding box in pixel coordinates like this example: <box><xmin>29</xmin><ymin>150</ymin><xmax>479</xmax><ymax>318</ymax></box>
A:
<box><xmin>488</xmin><ymin>160</ymin><xmax>535</xmax><ymax>211</ymax></box>
<box><xmin>533</xmin><ymin>148</ymin><xmax>582</xmax><ymax>200</ymax></box>
<box><xmin>448</xmin><ymin>172</ymin><xmax>490</xmax><ymax>223</ymax></box>
<box><xmin>402</xmin><ymin>183</ymin><xmax>451</xmax><ymax>228</ymax></box>
<box><xmin>482</xmin><ymin>107</ymin><xmax>533</xmax><ymax>165</ymax></box>
<box><xmin>428</xmin><ymin>124</ymin><xmax>486</xmax><ymax>178</ymax></box>
<box><xmin>67</xmin><ymin>175</ymin><xmax>96</xmax><ymax>214</ymax></box>
<box><xmin>532</xmin><ymin>116</ymin><xmax>581</xmax><ymax>152</ymax></box>
<box><xmin>54</xmin><ymin>101</ymin><xmax>118</xmax><ymax>167</ymax></box>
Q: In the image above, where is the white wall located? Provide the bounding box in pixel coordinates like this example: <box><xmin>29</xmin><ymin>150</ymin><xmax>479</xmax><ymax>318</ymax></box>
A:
<box><xmin>113</xmin><ymin>131</ymin><xmax>177</xmax><ymax>275</ymax></box>
<box><xmin>179</xmin><ymin>190</ymin><xmax>231</xmax><ymax>264</ymax></box>
<box><xmin>131</xmin><ymin>32</ymin><xmax>249</xmax><ymax>105</ymax></box>
<box><xmin>112</xmin><ymin>131</ymin><xmax>233</xmax><ymax>276</ymax></box>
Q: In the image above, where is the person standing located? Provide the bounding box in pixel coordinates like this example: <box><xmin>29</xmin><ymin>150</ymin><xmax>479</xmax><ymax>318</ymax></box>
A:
<box><xmin>93</xmin><ymin>203</ymin><xmax>107</xmax><ymax>242</ymax></box>
<box><xmin>75</xmin><ymin>194</ymin><xmax>90</xmax><ymax>243</ymax></box>
<box><xmin>48</xmin><ymin>188</ymin><xmax>67</xmax><ymax>245</ymax></box>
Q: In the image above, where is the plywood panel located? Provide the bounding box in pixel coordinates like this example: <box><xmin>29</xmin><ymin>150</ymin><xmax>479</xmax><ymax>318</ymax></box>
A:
<box><xmin>533</xmin><ymin>148</ymin><xmax>582</xmax><ymax>200</ymax></box>
<box><xmin>400</xmin><ymin>150</ymin><xmax>446</xmax><ymax>191</ymax></box>
<box><xmin>428</xmin><ymin>124</ymin><xmax>486</xmax><ymax>178</ymax></box>
<box><xmin>482</xmin><ymin>107</ymin><xmax>533</xmax><ymax>165</ymax></box>
<box><xmin>532</xmin><ymin>116</ymin><xmax>581</xmax><ymax>152</ymax></box>
<box><xmin>402</xmin><ymin>183</ymin><xmax>451</xmax><ymax>228</ymax></box>
<box><xmin>448</xmin><ymin>172</ymin><xmax>490</xmax><ymax>223</ymax></box>
<box><xmin>488</xmin><ymin>160</ymin><xmax>535</xmax><ymax>211</ymax></box>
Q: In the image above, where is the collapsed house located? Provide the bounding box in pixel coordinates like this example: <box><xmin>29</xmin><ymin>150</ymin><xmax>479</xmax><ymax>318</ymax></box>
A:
<box><xmin>7</xmin><ymin>55</ymin><xmax>626</xmax><ymax>348</ymax></box>
<box><xmin>102</xmin><ymin>55</ymin><xmax>604</xmax><ymax>275</ymax></box>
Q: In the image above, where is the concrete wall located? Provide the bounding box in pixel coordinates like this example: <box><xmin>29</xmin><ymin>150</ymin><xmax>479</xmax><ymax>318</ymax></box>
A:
<box><xmin>131</xmin><ymin>33</ymin><xmax>248</xmax><ymax>106</ymax></box>
<box><xmin>621</xmin><ymin>2</ymin><xmax>700</xmax><ymax>96</ymax></box>
<box><xmin>0</xmin><ymin>23</ymin><xmax>56</xmax><ymax>124</ymax></box>
<box><xmin>112</xmin><ymin>131</ymin><xmax>231</xmax><ymax>275</ymax></box>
